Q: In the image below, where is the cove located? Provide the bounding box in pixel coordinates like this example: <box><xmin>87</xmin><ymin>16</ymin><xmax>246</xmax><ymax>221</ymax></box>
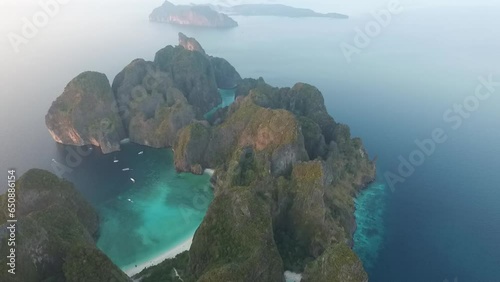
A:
<box><xmin>94</xmin><ymin>145</ymin><xmax>213</xmax><ymax>271</ymax></box>
<box><xmin>96</xmin><ymin>88</ymin><xmax>237</xmax><ymax>272</ymax></box>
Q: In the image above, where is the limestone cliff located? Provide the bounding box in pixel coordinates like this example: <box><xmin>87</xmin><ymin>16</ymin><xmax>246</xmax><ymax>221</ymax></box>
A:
<box><xmin>150</xmin><ymin>1</ymin><xmax>238</xmax><ymax>28</ymax></box>
<box><xmin>168</xmin><ymin>79</ymin><xmax>375</xmax><ymax>280</ymax></box>
<box><xmin>46</xmin><ymin>33</ymin><xmax>241</xmax><ymax>153</ymax></box>
<box><xmin>178</xmin><ymin>32</ymin><xmax>242</xmax><ymax>89</ymax></box>
<box><xmin>111</xmin><ymin>58</ymin><xmax>196</xmax><ymax>148</ymax></box>
<box><xmin>0</xmin><ymin>169</ymin><xmax>129</xmax><ymax>282</ymax></box>
<box><xmin>45</xmin><ymin>71</ymin><xmax>126</xmax><ymax>153</ymax></box>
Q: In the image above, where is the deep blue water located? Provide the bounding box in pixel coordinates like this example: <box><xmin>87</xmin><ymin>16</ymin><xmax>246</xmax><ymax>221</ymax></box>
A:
<box><xmin>2</xmin><ymin>2</ymin><xmax>499</xmax><ymax>280</ymax></box>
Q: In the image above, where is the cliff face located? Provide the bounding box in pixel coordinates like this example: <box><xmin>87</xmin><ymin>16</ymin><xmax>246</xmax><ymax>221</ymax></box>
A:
<box><xmin>170</xmin><ymin>78</ymin><xmax>375</xmax><ymax>280</ymax></box>
<box><xmin>302</xmin><ymin>243</ymin><xmax>368</xmax><ymax>282</ymax></box>
<box><xmin>178</xmin><ymin>32</ymin><xmax>242</xmax><ymax>89</ymax></box>
<box><xmin>150</xmin><ymin>1</ymin><xmax>238</xmax><ymax>28</ymax></box>
<box><xmin>45</xmin><ymin>71</ymin><xmax>126</xmax><ymax>154</ymax></box>
<box><xmin>0</xmin><ymin>169</ymin><xmax>129</xmax><ymax>282</ymax></box>
<box><xmin>111</xmin><ymin>58</ymin><xmax>196</xmax><ymax>148</ymax></box>
<box><xmin>47</xmin><ymin>33</ymin><xmax>240</xmax><ymax>153</ymax></box>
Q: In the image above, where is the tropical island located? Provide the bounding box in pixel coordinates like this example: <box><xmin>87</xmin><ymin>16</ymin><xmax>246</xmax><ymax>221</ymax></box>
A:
<box><xmin>149</xmin><ymin>1</ymin><xmax>238</xmax><ymax>28</ymax></box>
<box><xmin>213</xmin><ymin>4</ymin><xmax>349</xmax><ymax>19</ymax></box>
<box><xmin>1</xmin><ymin>33</ymin><xmax>374</xmax><ymax>281</ymax></box>
<box><xmin>149</xmin><ymin>1</ymin><xmax>348</xmax><ymax>28</ymax></box>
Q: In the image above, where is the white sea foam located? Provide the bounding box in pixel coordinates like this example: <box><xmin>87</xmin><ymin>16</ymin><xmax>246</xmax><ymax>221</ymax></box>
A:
<box><xmin>284</xmin><ymin>271</ymin><xmax>302</xmax><ymax>282</ymax></box>
<box><xmin>204</xmin><ymin>169</ymin><xmax>215</xmax><ymax>176</ymax></box>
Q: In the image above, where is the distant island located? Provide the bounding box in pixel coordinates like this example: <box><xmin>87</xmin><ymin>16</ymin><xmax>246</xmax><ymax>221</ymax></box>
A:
<box><xmin>149</xmin><ymin>1</ymin><xmax>347</xmax><ymax>28</ymax></box>
<box><xmin>2</xmin><ymin>33</ymin><xmax>374</xmax><ymax>281</ymax></box>
<box><xmin>213</xmin><ymin>4</ymin><xmax>349</xmax><ymax>19</ymax></box>
<box><xmin>149</xmin><ymin>1</ymin><xmax>238</xmax><ymax>28</ymax></box>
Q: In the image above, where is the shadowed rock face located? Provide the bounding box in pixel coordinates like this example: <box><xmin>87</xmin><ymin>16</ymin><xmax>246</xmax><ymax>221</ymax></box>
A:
<box><xmin>45</xmin><ymin>71</ymin><xmax>126</xmax><ymax>154</ymax></box>
<box><xmin>46</xmin><ymin>33</ymin><xmax>240</xmax><ymax>153</ymax></box>
<box><xmin>178</xmin><ymin>32</ymin><xmax>242</xmax><ymax>89</ymax></box>
<box><xmin>154</xmin><ymin>45</ymin><xmax>220</xmax><ymax>116</ymax></box>
<box><xmin>0</xmin><ymin>169</ymin><xmax>130</xmax><ymax>282</ymax></box>
<box><xmin>171</xmin><ymin>79</ymin><xmax>375</xmax><ymax>280</ymax></box>
<box><xmin>302</xmin><ymin>243</ymin><xmax>368</xmax><ymax>282</ymax></box>
<box><xmin>150</xmin><ymin>1</ymin><xmax>238</xmax><ymax>28</ymax></box>
<box><xmin>111</xmin><ymin>58</ymin><xmax>196</xmax><ymax>148</ymax></box>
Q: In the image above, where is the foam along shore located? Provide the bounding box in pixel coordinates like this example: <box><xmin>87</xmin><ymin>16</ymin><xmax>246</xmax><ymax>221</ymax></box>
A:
<box><xmin>204</xmin><ymin>168</ymin><xmax>215</xmax><ymax>176</ymax></box>
<box><xmin>284</xmin><ymin>271</ymin><xmax>302</xmax><ymax>282</ymax></box>
<box><xmin>123</xmin><ymin>236</ymin><xmax>194</xmax><ymax>277</ymax></box>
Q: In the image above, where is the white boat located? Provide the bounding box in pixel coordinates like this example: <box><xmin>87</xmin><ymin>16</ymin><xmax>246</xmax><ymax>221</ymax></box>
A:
<box><xmin>127</xmin><ymin>198</ymin><xmax>134</xmax><ymax>203</ymax></box>
<box><xmin>138</xmin><ymin>151</ymin><xmax>144</xmax><ymax>155</ymax></box>
<box><xmin>113</xmin><ymin>159</ymin><xmax>119</xmax><ymax>163</ymax></box>
<box><xmin>130</xmin><ymin>178</ymin><xmax>135</xmax><ymax>183</ymax></box>
<box><xmin>122</xmin><ymin>168</ymin><xmax>130</xmax><ymax>171</ymax></box>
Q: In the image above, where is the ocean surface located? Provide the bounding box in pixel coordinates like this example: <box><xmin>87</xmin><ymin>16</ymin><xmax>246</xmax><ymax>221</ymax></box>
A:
<box><xmin>1</xmin><ymin>1</ymin><xmax>499</xmax><ymax>280</ymax></box>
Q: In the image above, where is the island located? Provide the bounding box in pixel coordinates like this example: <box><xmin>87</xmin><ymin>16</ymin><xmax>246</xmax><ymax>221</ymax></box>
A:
<box><xmin>149</xmin><ymin>1</ymin><xmax>348</xmax><ymax>28</ymax></box>
<box><xmin>2</xmin><ymin>33</ymin><xmax>376</xmax><ymax>281</ymax></box>
<box><xmin>213</xmin><ymin>4</ymin><xmax>349</xmax><ymax>19</ymax></box>
<box><xmin>149</xmin><ymin>1</ymin><xmax>238</xmax><ymax>28</ymax></box>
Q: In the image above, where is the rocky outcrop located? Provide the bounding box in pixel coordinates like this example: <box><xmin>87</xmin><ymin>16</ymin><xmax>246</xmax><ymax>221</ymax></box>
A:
<box><xmin>154</xmin><ymin>45</ymin><xmax>220</xmax><ymax>116</ymax></box>
<box><xmin>189</xmin><ymin>186</ymin><xmax>285</xmax><ymax>281</ymax></box>
<box><xmin>178</xmin><ymin>32</ymin><xmax>242</xmax><ymax>89</ymax></box>
<box><xmin>302</xmin><ymin>243</ymin><xmax>368</xmax><ymax>282</ymax></box>
<box><xmin>173</xmin><ymin>93</ymin><xmax>309</xmax><ymax>176</ymax></box>
<box><xmin>150</xmin><ymin>1</ymin><xmax>238</xmax><ymax>28</ymax></box>
<box><xmin>178</xmin><ymin>32</ymin><xmax>206</xmax><ymax>54</ymax></box>
<box><xmin>47</xmin><ymin>33</ymin><xmax>241</xmax><ymax>153</ymax></box>
<box><xmin>45</xmin><ymin>71</ymin><xmax>126</xmax><ymax>154</ymax></box>
<box><xmin>210</xmin><ymin>56</ymin><xmax>242</xmax><ymax>89</ymax></box>
<box><xmin>0</xmin><ymin>169</ymin><xmax>129</xmax><ymax>282</ymax></box>
<box><xmin>111</xmin><ymin>58</ymin><xmax>196</xmax><ymax>148</ymax></box>
<box><xmin>171</xmin><ymin>79</ymin><xmax>376</xmax><ymax>279</ymax></box>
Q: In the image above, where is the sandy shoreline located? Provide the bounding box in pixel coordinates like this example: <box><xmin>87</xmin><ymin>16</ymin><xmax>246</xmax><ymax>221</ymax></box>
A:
<box><xmin>124</xmin><ymin>236</ymin><xmax>193</xmax><ymax>277</ymax></box>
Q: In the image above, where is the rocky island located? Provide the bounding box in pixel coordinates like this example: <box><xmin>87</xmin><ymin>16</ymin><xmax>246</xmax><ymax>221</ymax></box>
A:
<box><xmin>213</xmin><ymin>4</ymin><xmax>349</xmax><ymax>19</ymax></box>
<box><xmin>149</xmin><ymin>1</ymin><xmax>238</xmax><ymax>28</ymax></box>
<box><xmin>149</xmin><ymin>1</ymin><xmax>348</xmax><ymax>28</ymax></box>
<box><xmin>30</xmin><ymin>33</ymin><xmax>376</xmax><ymax>281</ymax></box>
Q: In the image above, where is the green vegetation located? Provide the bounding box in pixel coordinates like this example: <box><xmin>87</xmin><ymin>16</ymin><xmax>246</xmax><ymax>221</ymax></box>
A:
<box><xmin>134</xmin><ymin>252</ymin><xmax>190</xmax><ymax>282</ymax></box>
<box><xmin>0</xmin><ymin>169</ymin><xmax>128</xmax><ymax>282</ymax></box>
<box><xmin>302</xmin><ymin>243</ymin><xmax>368</xmax><ymax>282</ymax></box>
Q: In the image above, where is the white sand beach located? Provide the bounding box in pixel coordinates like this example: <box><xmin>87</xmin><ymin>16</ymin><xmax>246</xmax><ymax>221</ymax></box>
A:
<box><xmin>124</xmin><ymin>236</ymin><xmax>193</xmax><ymax>277</ymax></box>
